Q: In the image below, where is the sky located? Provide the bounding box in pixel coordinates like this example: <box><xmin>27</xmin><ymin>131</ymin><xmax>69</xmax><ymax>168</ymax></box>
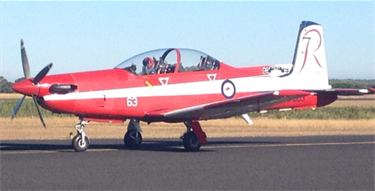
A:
<box><xmin>1</xmin><ymin>1</ymin><xmax>374</xmax><ymax>82</ymax></box>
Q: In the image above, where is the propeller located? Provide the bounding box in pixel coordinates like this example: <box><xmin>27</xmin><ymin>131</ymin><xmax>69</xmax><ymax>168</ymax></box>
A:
<box><xmin>11</xmin><ymin>95</ymin><xmax>26</xmax><ymax>120</ymax></box>
<box><xmin>11</xmin><ymin>40</ymin><xmax>53</xmax><ymax>128</ymax></box>
<box><xmin>33</xmin><ymin>63</ymin><xmax>53</xmax><ymax>84</ymax></box>
<box><xmin>33</xmin><ymin>95</ymin><xmax>46</xmax><ymax>127</ymax></box>
<box><xmin>21</xmin><ymin>40</ymin><xmax>30</xmax><ymax>79</ymax></box>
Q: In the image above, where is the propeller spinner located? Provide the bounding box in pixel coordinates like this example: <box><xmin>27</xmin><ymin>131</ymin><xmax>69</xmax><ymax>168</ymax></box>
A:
<box><xmin>11</xmin><ymin>40</ymin><xmax>53</xmax><ymax>128</ymax></box>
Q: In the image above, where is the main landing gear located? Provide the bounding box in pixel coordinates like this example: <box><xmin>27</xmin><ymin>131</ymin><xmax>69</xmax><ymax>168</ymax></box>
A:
<box><xmin>72</xmin><ymin>120</ymin><xmax>90</xmax><ymax>152</ymax></box>
<box><xmin>181</xmin><ymin>121</ymin><xmax>207</xmax><ymax>151</ymax></box>
<box><xmin>122</xmin><ymin>119</ymin><xmax>207</xmax><ymax>151</ymax></box>
<box><xmin>124</xmin><ymin>119</ymin><xmax>142</xmax><ymax>149</ymax></box>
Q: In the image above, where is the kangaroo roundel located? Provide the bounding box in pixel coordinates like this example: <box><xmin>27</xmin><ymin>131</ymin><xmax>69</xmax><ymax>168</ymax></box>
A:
<box><xmin>221</xmin><ymin>80</ymin><xmax>236</xmax><ymax>99</ymax></box>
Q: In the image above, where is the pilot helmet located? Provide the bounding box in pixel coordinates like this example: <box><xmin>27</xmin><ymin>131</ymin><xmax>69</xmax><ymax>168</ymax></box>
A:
<box><xmin>143</xmin><ymin>57</ymin><xmax>154</xmax><ymax>68</ymax></box>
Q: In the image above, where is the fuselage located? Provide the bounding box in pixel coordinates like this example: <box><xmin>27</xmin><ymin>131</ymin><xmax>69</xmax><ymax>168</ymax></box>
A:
<box><xmin>13</xmin><ymin>61</ymin><xmax>337</xmax><ymax>123</ymax></box>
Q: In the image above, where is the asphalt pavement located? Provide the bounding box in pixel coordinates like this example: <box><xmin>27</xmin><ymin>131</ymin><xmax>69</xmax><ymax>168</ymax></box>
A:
<box><xmin>1</xmin><ymin>135</ymin><xmax>374</xmax><ymax>190</ymax></box>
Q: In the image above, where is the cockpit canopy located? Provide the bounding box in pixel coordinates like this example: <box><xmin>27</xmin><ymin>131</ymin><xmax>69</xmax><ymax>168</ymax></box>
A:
<box><xmin>115</xmin><ymin>48</ymin><xmax>220</xmax><ymax>75</ymax></box>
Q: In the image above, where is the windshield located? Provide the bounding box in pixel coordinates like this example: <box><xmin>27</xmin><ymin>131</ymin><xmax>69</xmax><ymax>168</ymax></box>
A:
<box><xmin>115</xmin><ymin>48</ymin><xmax>220</xmax><ymax>75</ymax></box>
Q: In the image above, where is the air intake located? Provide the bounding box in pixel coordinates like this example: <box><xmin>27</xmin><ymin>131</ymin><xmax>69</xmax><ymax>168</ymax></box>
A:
<box><xmin>49</xmin><ymin>84</ymin><xmax>77</xmax><ymax>94</ymax></box>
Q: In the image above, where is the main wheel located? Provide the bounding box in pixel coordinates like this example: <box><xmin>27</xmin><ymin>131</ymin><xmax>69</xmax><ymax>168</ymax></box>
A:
<box><xmin>183</xmin><ymin>132</ymin><xmax>201</xmax><ymax>151</ymax></box>
<box><xmin>124</xmin><ymin>130</ymin><xmax>142</xmax><ymax>149</ymax></box>
<box><xmin>72</xmin><ymin>134</ymin><xmax>89</xmax><ymax>152</ymax></box>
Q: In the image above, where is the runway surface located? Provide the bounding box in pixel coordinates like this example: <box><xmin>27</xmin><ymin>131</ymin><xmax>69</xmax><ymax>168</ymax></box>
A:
<box><xmin>1</xmin><ymin>135</ymin><xmax>374</xmax><ymax>190</ymax></box>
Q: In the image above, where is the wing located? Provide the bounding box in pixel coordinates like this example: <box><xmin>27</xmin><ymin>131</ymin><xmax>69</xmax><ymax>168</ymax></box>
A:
<box><xmin>145</xmin><ymin>88</ymin><xmax>374</xmax><ymax>122</ymax></box>
<box><xmin>147</xmin><ymin>90</ymin><xmax>312</xmax><ymax>121</ymax></box>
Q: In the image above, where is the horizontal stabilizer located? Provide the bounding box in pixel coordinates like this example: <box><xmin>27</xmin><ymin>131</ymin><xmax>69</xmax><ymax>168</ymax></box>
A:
<box><xmin>325</xmin><ymin>88</ymin><xmax>375</xmax><ymax>95</ymax></box>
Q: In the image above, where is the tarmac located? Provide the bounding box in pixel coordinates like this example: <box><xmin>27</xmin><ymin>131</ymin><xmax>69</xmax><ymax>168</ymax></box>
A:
<box><xmin>1</xmin><ymin>135</ymin><xmax>374</xmax><ymax>190</ymax></box>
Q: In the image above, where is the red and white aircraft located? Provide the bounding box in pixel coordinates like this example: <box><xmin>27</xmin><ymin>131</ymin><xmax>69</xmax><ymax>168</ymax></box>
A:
<box><xmin>11</xmin><ymin>21</ymin><xmax>374</xmax><ymax>152</ymax></box>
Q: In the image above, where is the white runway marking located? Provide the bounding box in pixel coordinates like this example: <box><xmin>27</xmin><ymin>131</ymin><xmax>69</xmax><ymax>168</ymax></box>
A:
<box><xmin>1</xmin><ymin>141</ymin><xmax>374</xmax><ymax>155</ymax></box>
<box><xmin>0</xmin><ymin>148</ymin><xmax>118</xmax><ymax>155</ymax></box>
<box><xmin>204</xmin><ymin>141</ymin><xmax>375</xmax><ymax>149</ymax></box>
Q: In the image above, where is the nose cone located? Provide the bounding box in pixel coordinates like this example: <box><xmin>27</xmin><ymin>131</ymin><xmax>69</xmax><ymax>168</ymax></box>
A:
<box><xmin>12</xmin><ymin>79</ymin><xmax>39</xmax><ymax>96</ymax></box>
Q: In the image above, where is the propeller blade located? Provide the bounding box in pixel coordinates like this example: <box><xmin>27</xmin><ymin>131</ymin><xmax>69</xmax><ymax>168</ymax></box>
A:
<box><xmin>33</xmin><ymin>63</ymin><xmax>53</xmax><ymax>84</ymax></box>
<box><xmin>32</xmin><ymin>95</ymin><xmax>46</xmax><ymax>128</ymax></box>
<box><xmin>21</xmin><ymin>39</ymin><xmax>31</xmax><ymax>79</ymax></box>
<box><xmin>11</xmin><ymin>95</ymin><xmax>26</xmax><ymax>120</ymax></box>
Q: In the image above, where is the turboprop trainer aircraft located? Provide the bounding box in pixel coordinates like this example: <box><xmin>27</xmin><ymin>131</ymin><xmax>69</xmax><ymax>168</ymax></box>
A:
<box><xmin>11</xmin><ymin>21</ymin><xmax>374</xmax><ymax>152</ymax></box>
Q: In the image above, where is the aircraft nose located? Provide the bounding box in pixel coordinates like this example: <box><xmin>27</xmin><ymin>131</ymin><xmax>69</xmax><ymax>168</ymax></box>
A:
<box><xmin>11</xmin><ymin>79</ymin><xmax>39</xmax><ymax>96</ymax></box>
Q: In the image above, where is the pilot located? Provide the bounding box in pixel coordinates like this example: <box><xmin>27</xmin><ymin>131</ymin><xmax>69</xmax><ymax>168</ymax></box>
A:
<box><xmin>203</xmin><ymin>56</ymin><xmax>219</xmax><ymax>70</ymax></box>
<box><xmin>205</xmin><ymin>60</ymin><xmax>213</xmax><ymax>70</ymax></box>
<box><xmin>124</xmin><ymin>63</ymin><xmax>137</xmax><ymax>74</ymax></box>
<box><xmin>142</xmin><ymin>57</ymin><xmax>156</xmax><ymax>74</ymax></box>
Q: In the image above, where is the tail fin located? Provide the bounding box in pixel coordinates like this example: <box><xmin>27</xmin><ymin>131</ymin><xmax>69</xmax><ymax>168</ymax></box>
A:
<box><xmin>288</xmin><ymin>21</ymin><xmax>331</xmax><ymax>90</ymax></box>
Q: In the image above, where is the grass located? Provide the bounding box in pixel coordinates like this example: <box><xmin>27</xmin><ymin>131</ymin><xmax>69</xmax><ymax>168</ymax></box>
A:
<box><xmin>0</xmin><ymin>91</ymin><xmax>375</xmax><ymax>140</ymax></box>
<box><xmin>328</xmin><ymin>100</ymin><xmax>375</xmax><ymax>107</ymax></box>
<box><xmin>1</xmin><ymin>117</ymin><xmax>374</xmax><ymax>140</ymax></box>
<box><xmin>1</xmin><ymin>93</ymin><xmax>374</xmax><ymax>140</ymax></box>
<box><xmin>0</xmin><ymin>93</ymin><xmax>24</xmax><ymax>99</ymax></box>
<box><xmin>0</xmin><ymin>99</ymin><xmax>72</xmax><ymax>118</ymax></box>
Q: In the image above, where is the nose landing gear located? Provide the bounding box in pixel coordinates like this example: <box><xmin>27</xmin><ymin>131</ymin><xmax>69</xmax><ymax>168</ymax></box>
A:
<box><xmin>72</xmin><ymin>120</ymin><xmax>90</xmax><ymax>152</ymax></box>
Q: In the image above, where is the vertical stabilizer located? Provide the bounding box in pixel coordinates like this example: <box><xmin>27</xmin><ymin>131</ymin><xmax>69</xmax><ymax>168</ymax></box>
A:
<box><xmin>288</xmin><ymin>21</ymin><xmax>330</xmax><ymax>90</ymax></box>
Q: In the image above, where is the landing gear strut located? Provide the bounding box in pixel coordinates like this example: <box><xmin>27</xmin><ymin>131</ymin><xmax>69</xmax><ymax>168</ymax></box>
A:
<box><xmin>124</xmin><ymin>119</ymin><xmax>142</xmax><ymax>148</ymax></box>
<box><xmin>181</xmin><ymin>121</ymin><xmax>207</xmax><ymax>151</ymax></box>
<box><xmin>72</xmin><ymin>120</ymin><xmax>90</xmax><ymax>152</ymax></box>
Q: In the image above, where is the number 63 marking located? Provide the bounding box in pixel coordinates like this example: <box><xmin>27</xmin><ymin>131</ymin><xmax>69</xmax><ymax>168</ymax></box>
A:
<box><xmin>127</xmin><ymin>97</ymin><xmax>138</xmax><ymax>107</ymax></box>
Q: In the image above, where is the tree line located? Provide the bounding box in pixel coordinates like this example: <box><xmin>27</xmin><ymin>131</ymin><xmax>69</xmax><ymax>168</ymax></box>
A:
<box><xmin>0</xmin><ymin>76</ymin><xmax>374</xmax><ymax>93</ymax></box>
<box><xmin>0</xmin><ymin>77</ymin><xmax>13</xmax><ymax>93</ymax></box>
<box><xmin>0</xmin><ymin>77</ymin><xmax>24</xmax><ymax>93</ymax></box>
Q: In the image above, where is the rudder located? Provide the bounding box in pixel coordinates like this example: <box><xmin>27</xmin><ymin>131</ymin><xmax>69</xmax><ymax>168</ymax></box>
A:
<box><xmin>288</xmin><ymin>21</ymin><xmax>330</xmax><ymax>90</ymax></box>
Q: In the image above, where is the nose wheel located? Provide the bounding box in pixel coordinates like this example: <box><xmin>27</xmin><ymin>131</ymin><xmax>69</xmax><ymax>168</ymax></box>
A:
<box><xmin>72</xmin><ymin>134</ymin><xmax>89</xmax><ymax>152</ymax></box>
<box><xmin>72</xmin><ymin>120</ymin><xmax>90</xmax><ymax>152</ymax></box>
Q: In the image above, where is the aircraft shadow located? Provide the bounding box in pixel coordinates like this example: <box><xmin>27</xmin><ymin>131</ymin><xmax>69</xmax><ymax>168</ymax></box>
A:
<box><xmin>0</xmin><ymin>139</ymin><xmax>278</xmax><ymax>153</ymax></box>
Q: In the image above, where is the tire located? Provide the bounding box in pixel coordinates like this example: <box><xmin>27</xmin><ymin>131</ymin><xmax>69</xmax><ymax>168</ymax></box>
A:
<box><xmin>72</xmin><ymin>134</ymin><xmax>89</xmax><ymax>152</ymax></box>
<box><xmin>183</xmin><ymin>132</ymin><xmax>201</xmax><ymax>151</ymax></box>
<box><xmin>124</xmin><ymin>130</ymin><xmax>142</xmax><ymax>149</ymax></box>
